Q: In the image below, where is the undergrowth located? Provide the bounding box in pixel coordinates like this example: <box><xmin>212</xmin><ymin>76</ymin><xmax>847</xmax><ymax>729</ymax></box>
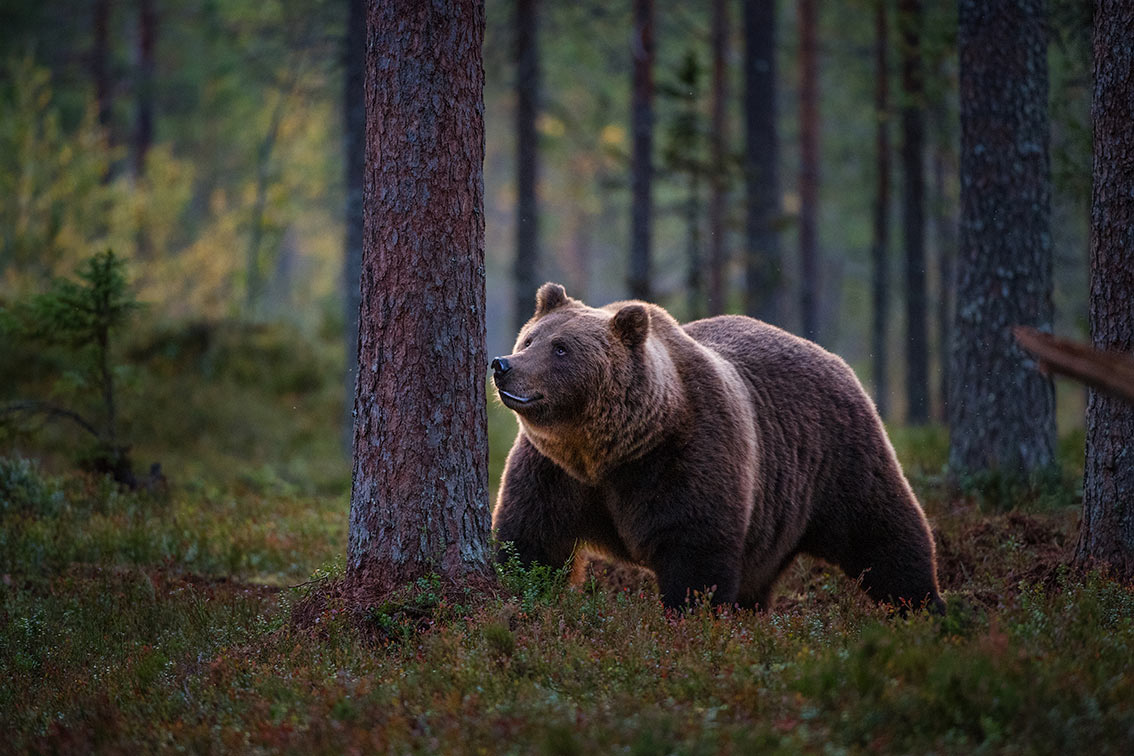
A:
<box><xmin>1</xmin><ymin>326</ymin><xmax>1131</xmax><ymax>753</ymax></box>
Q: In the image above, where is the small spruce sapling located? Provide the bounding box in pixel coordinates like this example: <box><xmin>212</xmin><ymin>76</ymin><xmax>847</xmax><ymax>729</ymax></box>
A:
<box><xmin>0</xmin><ymin>249</ymin><xmax>142</xmax><ymax>486</ymax></box>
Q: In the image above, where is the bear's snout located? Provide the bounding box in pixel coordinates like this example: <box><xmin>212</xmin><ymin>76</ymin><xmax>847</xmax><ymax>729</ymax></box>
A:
<box><xmin>491</xmin><ymin>356</ymin><xmax>511</xmax><ymax>379</ymax></box>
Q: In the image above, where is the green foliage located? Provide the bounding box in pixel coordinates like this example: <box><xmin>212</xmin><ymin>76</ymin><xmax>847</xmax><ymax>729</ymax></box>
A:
<box><xmin>0</xmin><ymin>456</ymin><xmax>63</xmax><ymax>515</ymax></box>
<box><xmin>495</xmin><ymin>541</ymin><xmax>572</xmax><ymax>612</ymax></box>
<box><xmin>1</xmin><ymin>250</ymin><xmax>141</xmax><ymax>480</ymax></box>
<box><xmin>2</xmin><ymin>426</ymin><xmax>1133</xmax><ymax>753</ymax></box>
<box><xmin>0</xmin><ymin>55</ymin><xmax>118</xmax><ymax>289</ymax></box>
<box><xmin>955</xmin><ymin>465</ymin><xmax>1081</xmax><ymax>514</ymax></box>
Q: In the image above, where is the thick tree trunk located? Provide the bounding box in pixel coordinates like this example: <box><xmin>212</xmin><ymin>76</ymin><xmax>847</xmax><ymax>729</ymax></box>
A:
<box><xmin>949</xmin><ymin>0</ymin><xmax>1055</xmax><ymax>477</ymax></box>
<box><xmin>513</xmin><ymin>0</ymin><xmax>540</xmax><ymax>333</ymax></box>
<box><xmin>1076</xmin><ymin>1</ymin><xmax>1134</xmax><ymax>579</ymax></box>
<box><xmin>628</xmin><ymin>0</ymin><xmax>654</xmax><ymax>301</ymax></box>
<box><xmin>899</xmin><ymin>0</ymin><xmax>929</xmax><ymax>424</ymax></box>
<box><xmin>343</xmin><ymin>0</ymin><xmax>365</xmax><ymax>451</ymax></box>
<box><xmin>744</xmin><ymin>0</ymin><xmax>782</xmax><ymax>323</ymax></box>
<box><xmin>798</xmin><ymin>0</ymin><xmax>820</xmax><ymax>342</ymax></box>
<box><xmin>348</xmin><ymin>0</ymin><xmax>493</xmax><ymax>595</ymax></box>
<box><xmin>871</xmin><ymin>0</ymin><xmax>891</xmax><ymax>419</ymax></box>
<box><xmin>707</xmin><ymin>0</ymin><xmax>728</xmax><ymax>316</ymax></box>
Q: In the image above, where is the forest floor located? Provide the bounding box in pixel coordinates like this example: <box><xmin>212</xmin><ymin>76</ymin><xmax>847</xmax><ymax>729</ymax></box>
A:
<box><xmin>2</xmin><ymin>324</ymin><xmax>1133</xmax><ymax>754</ymax></box>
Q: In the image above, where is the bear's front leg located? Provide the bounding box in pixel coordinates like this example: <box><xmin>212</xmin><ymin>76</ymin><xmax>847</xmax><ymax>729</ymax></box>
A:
<box><xmin>650</xmin><ymin>543</ymin><xmax>741</xmax><ymax>609</ymax></box>
<box><xmin>493</xmin><ymin>434</ymin><xmax>609</xmax><ymax>570</ymax></box>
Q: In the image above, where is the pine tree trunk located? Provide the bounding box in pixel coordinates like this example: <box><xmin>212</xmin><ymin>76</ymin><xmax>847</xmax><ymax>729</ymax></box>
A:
<box><xmin>1076</xmin><ymin>1</ymin><xmax>1134</xmax><ymax>579</ymax></box>
<box><xmin>899</xmin><ymin>0</ymin><xmax>928</xmax><ymax>424</ymax></box>
<box><xmin>343</xmin><ymin>0</ymin><xmax>365</xmax><ymax>451</ymax></box>
<box><xmin>707</xmin><ymin>0</ymin><xmax>728</xmax><ymax>316</ymax></box>
<box><xmin>94</xmin><ymin>0</ymin><xmax>112</xmax><ymax>133</ymax></box>
<box><xmin>348</xmin><ymin>0</ymin><xmax>493</xmax><ymax>596</ymax></box>
<box><xmin>134</xmin><ymin>0</ymin><xmax>155</xmax><ymax>177</ymax></box>
<box><xmin>798</xmin><ymin>0</ymin><xmax>820</xmax><ymax>342</ymax></box>
<box><xmin>932</xmin><ymin>136</ymin><xmax>955</xmax><ymax>422</ymax></box>
<box><xmin>743</xmin><ymin>0</ymin><xmax>782</xmax><ymax>323</ymax></box>
<box><xmin>685</xmin><ymin>170</ymin><xmax>702</xmax><ymax>320</ymax></box>
<box><xmin>628</xmin><ymin>0</ymin><xmax>654</xmax><ymax>301</ymax></box>
<box><xmin>949</xmin><ymin>0</ymin><xmax>1055</xmax><ymax>477</ymax></box>
<box><xmin>871</xmin><ymin>0</ymin><xmax>891</xmax><ymax>420</ymax></box>
<box><xmin>513</xmin><ymin>0</ymin><xmax>540</xmax><ymax>332</ymax></box>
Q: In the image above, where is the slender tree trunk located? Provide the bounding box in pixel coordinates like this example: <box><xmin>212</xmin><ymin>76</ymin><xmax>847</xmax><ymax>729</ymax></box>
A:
<box><xmin>1076</xmin><ymin>0</ymin><xmax>1134</xmax><ymax>579</ymax></box>
<box><xmin>245</xmin><ymin>92</ymin><xmax>289</xmax><ymax>317</ymax></box>
<box><xmin>686</xmin><ymin>170</ymin><xmax>702</xmax><ymax>320</ymax></box>
<box><xmin>134</xmin><ymin>0</ymin><xmax>155</xmax><ymax>177</ymax></box>
<box><xmin>932</xmin><ymin>135</ymin><xmax>955</xmax><ymax>422</ymax></box>
<box><xmin>94</xmin><ymin>0</ymin><xmax>112</xmax><ymax>133</ymax></box>
<box><xmin>513</xmin><ymin>0</ymin><xmax>540</xmax><ymax>332</ymax></box>
<box><xmin>629</xmin><ymin>0</ymin><xmax>655</xmax><ymax>301</ymax></box>
<box><xmin>949</xmin><ymin>0</ymin><xmax>1055</xmax><ymax>476</ymax></box>
<box><xmin>348</xmin><ymin>0</ymin><xmax>492</xmax><ymax>596</ymax></box>
<box><xmin>744</xmin><ymin>0</ymin><xmax>782</xmax><ymax>323</ymax></box>
<box><xmin>343</xmin><ymin>0</ymin><xmax>365</xmax><ymax>452</ymax></box>
<box><xmin>798</xmin><ymin>0</ymin><xmax>820</xmax><ymax>342</ymax></box>
<box><xmin>899</xmin><ymin>0</ymin><xmax>929</xmax><ymax>424</ymax></box>
<box><xmin>707</xmin><ymin>0</ymin><xmax>728</xmax><ymax>315</ymax></box>
<box><xmin>871</xmin><ymin>0</ymin><xmax>891</xmax><ymax>419</ymax></box>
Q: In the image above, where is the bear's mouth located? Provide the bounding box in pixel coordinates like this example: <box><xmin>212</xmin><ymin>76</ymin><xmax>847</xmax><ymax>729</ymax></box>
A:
<box><xmin>497</xmin><ymin>389</ymin><xmax>543</xmax><ymax>408</ymax></box>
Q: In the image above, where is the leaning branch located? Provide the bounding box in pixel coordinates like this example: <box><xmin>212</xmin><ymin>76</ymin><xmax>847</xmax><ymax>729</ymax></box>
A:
<box><xmin>1014</xmin><ymin>326</ymin><xmax>1134</xmax><ymax>405</ymax></box>
<box><xmin>0</xmin><ymin>400</ymin><xmax>103</xmax><ymax>440</ymax></box>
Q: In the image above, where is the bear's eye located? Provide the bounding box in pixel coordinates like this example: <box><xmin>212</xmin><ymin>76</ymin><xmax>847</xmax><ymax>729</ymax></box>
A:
<box><xmin>523</xmin><ymin>337</ymin><xmax>533</xmax><ymax>349</ymax></box>
<box><xmin>553</xmin><ymin>343</ymin><xmax>568</xmax><ymax>357</ymax></box>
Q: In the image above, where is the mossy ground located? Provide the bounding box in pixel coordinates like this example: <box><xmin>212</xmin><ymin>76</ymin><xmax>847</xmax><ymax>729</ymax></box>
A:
<box><xmin>2</xmin><ymin>325</ymin><xmax>1132</xmax><ymax>754</ymax></box>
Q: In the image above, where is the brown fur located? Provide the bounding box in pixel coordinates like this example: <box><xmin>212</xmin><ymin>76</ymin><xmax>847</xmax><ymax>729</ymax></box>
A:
<box><xmin>492</xmin><ymin>283</ymin><xmax>944</xmax><ymax>612</ymax></box>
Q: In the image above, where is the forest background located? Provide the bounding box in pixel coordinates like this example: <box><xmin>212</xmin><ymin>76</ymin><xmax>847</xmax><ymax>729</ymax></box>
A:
<box><xmin>3</xmin><ymin>1</ymin><xmax>1132</xmax><ymax>753</ymax></box>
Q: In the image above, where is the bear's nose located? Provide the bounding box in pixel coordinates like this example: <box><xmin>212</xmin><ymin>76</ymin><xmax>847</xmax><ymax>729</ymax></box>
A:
<box><xmin>491</xmin><ymin>357</ymin><xmax>511</xmax><ymax>377</ymax></box>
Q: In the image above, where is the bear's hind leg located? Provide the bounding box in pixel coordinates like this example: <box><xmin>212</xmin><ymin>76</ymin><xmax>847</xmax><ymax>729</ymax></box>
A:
<box><xmin>831</xmin><ymin>524</ymin><xmax>945</xmax><ymax>614</ymax></box>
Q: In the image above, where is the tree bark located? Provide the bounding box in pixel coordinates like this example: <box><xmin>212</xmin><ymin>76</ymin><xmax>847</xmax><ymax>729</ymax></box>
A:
<box><xmin>513</xmin><ymin>0</ymin><xmax>540</xmax><ymax>333</ymax></box>
<box><xmin>348</xmin><ymin>0</ymin><xmax>493</xmax><ymax>596</ymax></box>
<box><xmin>343</xmin><ymin>0</ymin><xmax>365</xmax><ymax>451</ymax></box>
<box><xmin>932</xmin><ymin>129</ymin><xmax>955</xmax><ymax>422</ymax></box>
<box><xmin>798</xmin><ymin>0</ymin><xmax>820</xmax><ymax>342</ymax></box>
<box><xmin>899</xmin><ymin>0</ymin><xmax>928</xmax><ymax>424</ymax></box>
<box><xmin>1077</xmin><ymin>0</ymin><xmax>1134</xmax><ymax>579</ymax></box>
<box><xmin>949</xmin><ymin>0</ymin><xmax>1055</xmax><ymax>477</ymax></box>
<box><xmin>707</xmin><ymin>0</ymin><xmax>728</xmax><ymax>316</ymax></box>
<box><xmin>134</xmin><ymin>0</ymin><xmax>155</xmax><ymax>177</ymax></box>
<box><xmin>744</xmin><ymin>0</ymin><xmax>782</xmax><ymax>323</ymax></box>
<box><xmin>94</xmin><ymin>0</ymin><xmax>113</xmax><ymax>133</ymax></box>
<box><xmin>628</xmin><ymin>0</ymin><xmax>655</xmax><ymax>301</ymax></box>
<box><xmin>685</xmin><ymin>163</ymin><xmax>703</xmax><ymax>320</ymax></box>
<box><xmin>871</xmin><ymin>0</ymin><xmax>891</xmax><ymax>419</ymax></box>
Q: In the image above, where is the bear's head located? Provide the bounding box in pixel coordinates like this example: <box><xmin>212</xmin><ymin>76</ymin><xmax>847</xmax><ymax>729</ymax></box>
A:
<box><xmin>491</xmin><ymin>282</ymin><xmax>680</xmax><ymax>480</ymax></box>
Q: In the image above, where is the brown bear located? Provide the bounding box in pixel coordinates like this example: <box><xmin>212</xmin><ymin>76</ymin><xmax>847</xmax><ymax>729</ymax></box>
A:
<box><xmin>491</xmin><ymin>282</ymin><xmax>944</xmax><ymax>613</ymax></box>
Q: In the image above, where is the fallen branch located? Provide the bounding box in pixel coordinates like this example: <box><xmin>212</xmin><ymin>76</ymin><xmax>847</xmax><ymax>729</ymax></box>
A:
<box><xmin>1013</xmin><ymin>326</ymin><xmax>1134</xmax><ymax>404</ymax></box>
<box><xmin>0</xmin><ymin>400</ymin><xmax>103</xmax><ymax>439</ymax></box>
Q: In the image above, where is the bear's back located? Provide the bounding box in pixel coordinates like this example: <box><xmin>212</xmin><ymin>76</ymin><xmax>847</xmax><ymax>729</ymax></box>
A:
<box><xmin>682</xmin><ymin>315</ymin><xmax>869</xmax><ymax>416</ymax></box>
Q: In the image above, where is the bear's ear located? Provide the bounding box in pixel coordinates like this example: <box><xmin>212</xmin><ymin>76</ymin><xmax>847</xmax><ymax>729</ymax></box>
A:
<box><xmin>534</xmin><ymin>282</ymin><xmax>569</xmax><ymax>317</ymax></box>
<box><xmin>611</xmin><ymin>304</ymin><xmax>650</xmax><ymax>348</ymax></box>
